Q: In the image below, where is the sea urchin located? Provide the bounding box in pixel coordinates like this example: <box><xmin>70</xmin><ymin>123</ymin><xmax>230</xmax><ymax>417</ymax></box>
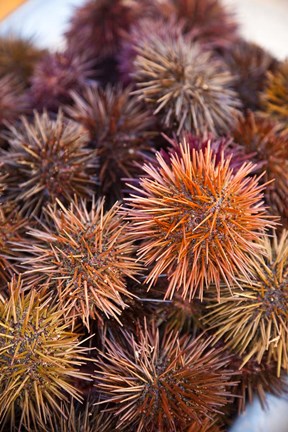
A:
<box><xmin>95</xmin><ymin>322</ymin><xmax>235</xmax><ymax>431</ymax></box>
<box><xmin>0</xmin><ymin>277</ymin><xmax>91</xmax><ymax>431</ymax></box>
<box><xmin>1</xmin><ymin>110</ymin><xmax>97</xmax><ymax>217</ymax></box>
<box><xmin>133</xmin><ymin>31</ymin><xmax>240</xmax><ymax>135</ymax></box>
<box><xmin>126</xmin><ymin>139</ymin><xmax>274</xmax><ymax>300</ymax></box>
<box><xmin>21</xmin><ymin>197</ymin><xmax>140</xmax><ymax>328</ymax></box>
<box><xmin>203</xmin><ymin>230</ymin><xmax>288</xmax><ymax>376</ymax></box>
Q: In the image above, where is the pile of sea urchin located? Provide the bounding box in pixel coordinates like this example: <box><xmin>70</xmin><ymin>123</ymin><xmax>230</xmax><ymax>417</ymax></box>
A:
<box><xmin>0</xmin><ymin>1</ymin><xmax>287</xmax><ymax>431</ymax></box>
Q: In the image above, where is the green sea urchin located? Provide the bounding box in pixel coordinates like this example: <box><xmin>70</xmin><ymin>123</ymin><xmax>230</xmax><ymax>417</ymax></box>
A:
<box><xmin>203</xmin><ymin>230</ymin><xmax>288</xmax><ymax>376</ymax></box>
<box><xmin>0</xmin><ymin>278</ymin><xmax>91</xmax><ymax>431</ymax></box>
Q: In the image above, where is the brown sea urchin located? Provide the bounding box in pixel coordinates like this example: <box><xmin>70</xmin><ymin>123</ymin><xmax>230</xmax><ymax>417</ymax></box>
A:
<box><xmin>222</xmin><ymin>39</ymin><xmax>278</xmax><ymax>111</ymax></box>
<box><xmin>126</xmin><ymin>139</ymin><xmax>274</xmax><ymax>300</ymax></box>
<box><xmin>21</xmin><ymin>197</ymin><xmax>140</xmax><ymax>328</ymax></box>
<box><xmin>42</xmin><ymin>398</ymin><xmax>115</xmax><ymax>432</ymax></box>
<box><xmin>1</xmin><ymin>110</ymin><xmax>97</xmax><ymax>217</ymax></box>
<box><xmin>0</xmin><ymin>75</ymin><xmax>27</xmax><ymax>128</ymax></box>
<box><xmin>232</xmin><ymin>112</ymin><xmax>288</xmax><ymax>223</ymax></box>
<box><xmin>67</xmin><ymin>84</ymin><xmax>155</xmax><ymax>198</ymax></box>
<box><xmin>0</xmin><ymin>34</ymin><xmax>45</xmax><ymax>87</ymax></box>
<box><xmin>0</xmin><ymin>206</ymin><xmax>27</xmax><ymax>284</ymax></box>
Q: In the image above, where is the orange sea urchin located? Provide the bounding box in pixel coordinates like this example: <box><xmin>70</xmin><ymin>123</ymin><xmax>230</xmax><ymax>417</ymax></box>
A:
<box><xmin>126</xmin><ymin>139</ymin><xmax>274</xmax><ymax>300</ymax></box>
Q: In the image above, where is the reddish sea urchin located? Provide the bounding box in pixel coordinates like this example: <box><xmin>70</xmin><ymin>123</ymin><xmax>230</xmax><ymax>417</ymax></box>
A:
<box><xmin>126</xmin><ymin>139</ymin><xmax>274</xmax><ymax>300</ymax></box>
<box><xmin>65</xmin><ymin>0</ymin><xmax>140</xmax><ymax>59</ymax></box>
<box><xmin>230</xmin><ymin>354</ymin><xmax>287</xmax><ymax>413</ymax></box>
<box><xmin>232</xmin><ymin>112</ymin><xmax>288</xmax><ymax>224</ymax></box>
<box><xmin>164</xmin><ymin>0</ymin><xmax>238</xmax><ymax>48</ymax></box>
<box><xmin>95</xmin><ymin>322</ymin><xmax>236</xmax><ymax>431</ymax></box>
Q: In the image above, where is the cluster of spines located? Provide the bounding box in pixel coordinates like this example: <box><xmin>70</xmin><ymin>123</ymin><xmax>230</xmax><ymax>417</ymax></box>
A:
<box><xmin>0</xmin><ymin>0</ymin><xmax>288</xmax><ymax>430</ymax></box>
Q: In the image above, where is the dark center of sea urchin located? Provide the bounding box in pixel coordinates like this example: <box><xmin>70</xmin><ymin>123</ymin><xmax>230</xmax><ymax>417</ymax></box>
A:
<box><xmin>163</xmin><ymin>182</ymin><xmax>233</xmax><ymax>248</ymax></box>
<box><xmin>1</xmin><ymin>312</ymin><xmax>49</xmax><ymax>384</ymax></box>
<box><xmin>39</xmin><ymin>150</ymin><xmax>71</xmax><ymax>196</ymax></box>
<box><xmin>59</xmin><ymin>234</ymin><xmax>121</xmax><ymax>282</ymax></box>
<box><xmin>258</xmin><ymin>281</ymin><xmax>288</xmax><ymax>318</ymax></box>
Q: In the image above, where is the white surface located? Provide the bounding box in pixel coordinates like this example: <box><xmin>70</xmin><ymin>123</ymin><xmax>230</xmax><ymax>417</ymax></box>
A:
<box><xmin>0</xmin><ymin>0</ymin><xmax>84</xmax><ymax>49</ymax></box>
<box><xmin>231</xmin><ymin>392</ymin><xmax>288</xmax><ymax>432</ymax></box>
<box><xmin>0</xmin><ymin>1</ymin><xmax>288</xmax><ymax>431</ymax></box>
<box><xmin>224</xmin><ymin>0</ymin><xmax>288</xmax><ymax>59</ymax></box>
<box><xmin>0</xmin><ymin>0</ymin><xmax>288</xmax><ymax>59</ymax></box>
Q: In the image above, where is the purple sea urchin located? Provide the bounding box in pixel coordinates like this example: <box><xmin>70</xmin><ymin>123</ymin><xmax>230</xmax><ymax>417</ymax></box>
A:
<box><xmin>162</xmin><ymin>132</ymin><xmax>250</xmax><ymax>172</ymax></box>
<box><xmin>30</xmin><ymin>49</ymin><xmax>93</xmax><ymax>111</ymax></box>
